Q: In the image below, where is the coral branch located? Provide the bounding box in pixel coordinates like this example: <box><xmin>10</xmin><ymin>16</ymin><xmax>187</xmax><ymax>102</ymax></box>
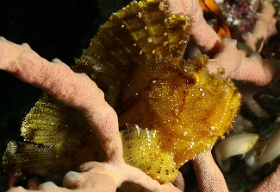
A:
<box><xmin>170</xmin><ymin>0</ymin><xmax>279</xmax><ymax>86</ymax></box>
<box><xmin>207</xmin><ymin>38</ymin><xmax>280</xmax><ymax>85</ymax></box>
<box><xmin>167</xmin><ymin>0</ymin><xmax>221</xmax><ymax>56</ymax></box>
<box><xmin>0</xmin><ymin>37</ymin><xmax>183</xmax><ymax>191</ymax></box>
<box><xmin>0</xmin><ymin>37</ymin><xmax>121</xmax><ymax>161</ymax></box>
<box><xmin>243</xmin><ymin>1</ymin><xmax>277</xmax><ymax>52</ymax></box>
<box><xmin>251</xmin><ymin>165</ymin><xmax>280</xmax><ymax>192</ymax></box>
<box><xmin>193</xmin><ymin>151</ymin><xmax>228</xmax><ymax>192</ymax></box>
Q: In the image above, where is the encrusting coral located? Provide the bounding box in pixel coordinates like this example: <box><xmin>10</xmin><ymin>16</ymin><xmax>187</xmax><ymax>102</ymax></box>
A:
<box><xmin>1</xmin><ymin>0</ymin><xmax>280</xmax><ymax>191</ymax></box>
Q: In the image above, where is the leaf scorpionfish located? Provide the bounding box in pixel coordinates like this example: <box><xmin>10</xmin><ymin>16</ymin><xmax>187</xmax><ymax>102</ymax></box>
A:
<box><xmin>2</xmin><ymin>0</ymin><xmax>241</xmax><ymax>184</ymax></box>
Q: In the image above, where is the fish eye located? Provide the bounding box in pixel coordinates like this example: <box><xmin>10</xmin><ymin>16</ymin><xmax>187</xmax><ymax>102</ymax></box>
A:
<box><xmin>186</xmin><ymin>75</ymin><xmax>198</xmax><ymax>85</ymax></box>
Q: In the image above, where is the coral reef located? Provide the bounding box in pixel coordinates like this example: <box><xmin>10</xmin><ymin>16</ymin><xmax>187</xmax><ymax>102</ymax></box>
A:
<box><xmin>1</xmin><ymin>0</ymin><xmax>280</xmax><ymax>191</ymax></box>
<box><xmin>2</xmin><ymin>0</ymin><xmax>241</xmax><ymax>185</ymax></box>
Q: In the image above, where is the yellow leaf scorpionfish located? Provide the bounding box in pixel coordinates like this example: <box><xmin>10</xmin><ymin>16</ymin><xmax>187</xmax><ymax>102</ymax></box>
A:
<box><xmin>3</xmin><ymin>0</ymin><xmax>241</xmax><ymax>184</ymax></box>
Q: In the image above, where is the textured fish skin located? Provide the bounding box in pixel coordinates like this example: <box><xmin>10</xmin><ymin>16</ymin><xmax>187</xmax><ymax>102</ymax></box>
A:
<box><xmin>3</xmin><ymin>0</ymin><xmax>241</xmax><ymax>183</ymax></box>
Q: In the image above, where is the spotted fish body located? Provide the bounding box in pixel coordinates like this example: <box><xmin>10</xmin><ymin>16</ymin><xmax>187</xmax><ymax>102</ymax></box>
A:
<box><xmin>2</xmin><ymin>94</ymin><xmax>106</xmax><ymax>177</ymax></box>
<box><xmin>2</xmin><ymin>0</ymin><xmax>241</xmax><ymax>184</ymax></box>
<box><xmin>75</xmin><ymin>0</ymin><xmax>240</xmax><ymax>183</ymax></box>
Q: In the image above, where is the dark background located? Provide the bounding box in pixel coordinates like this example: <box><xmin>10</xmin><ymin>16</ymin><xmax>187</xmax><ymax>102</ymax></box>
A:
<box><xmin>0</xmin><ymin>0</ymin><xmax>127</xmax><ymax>190</ymax></box>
